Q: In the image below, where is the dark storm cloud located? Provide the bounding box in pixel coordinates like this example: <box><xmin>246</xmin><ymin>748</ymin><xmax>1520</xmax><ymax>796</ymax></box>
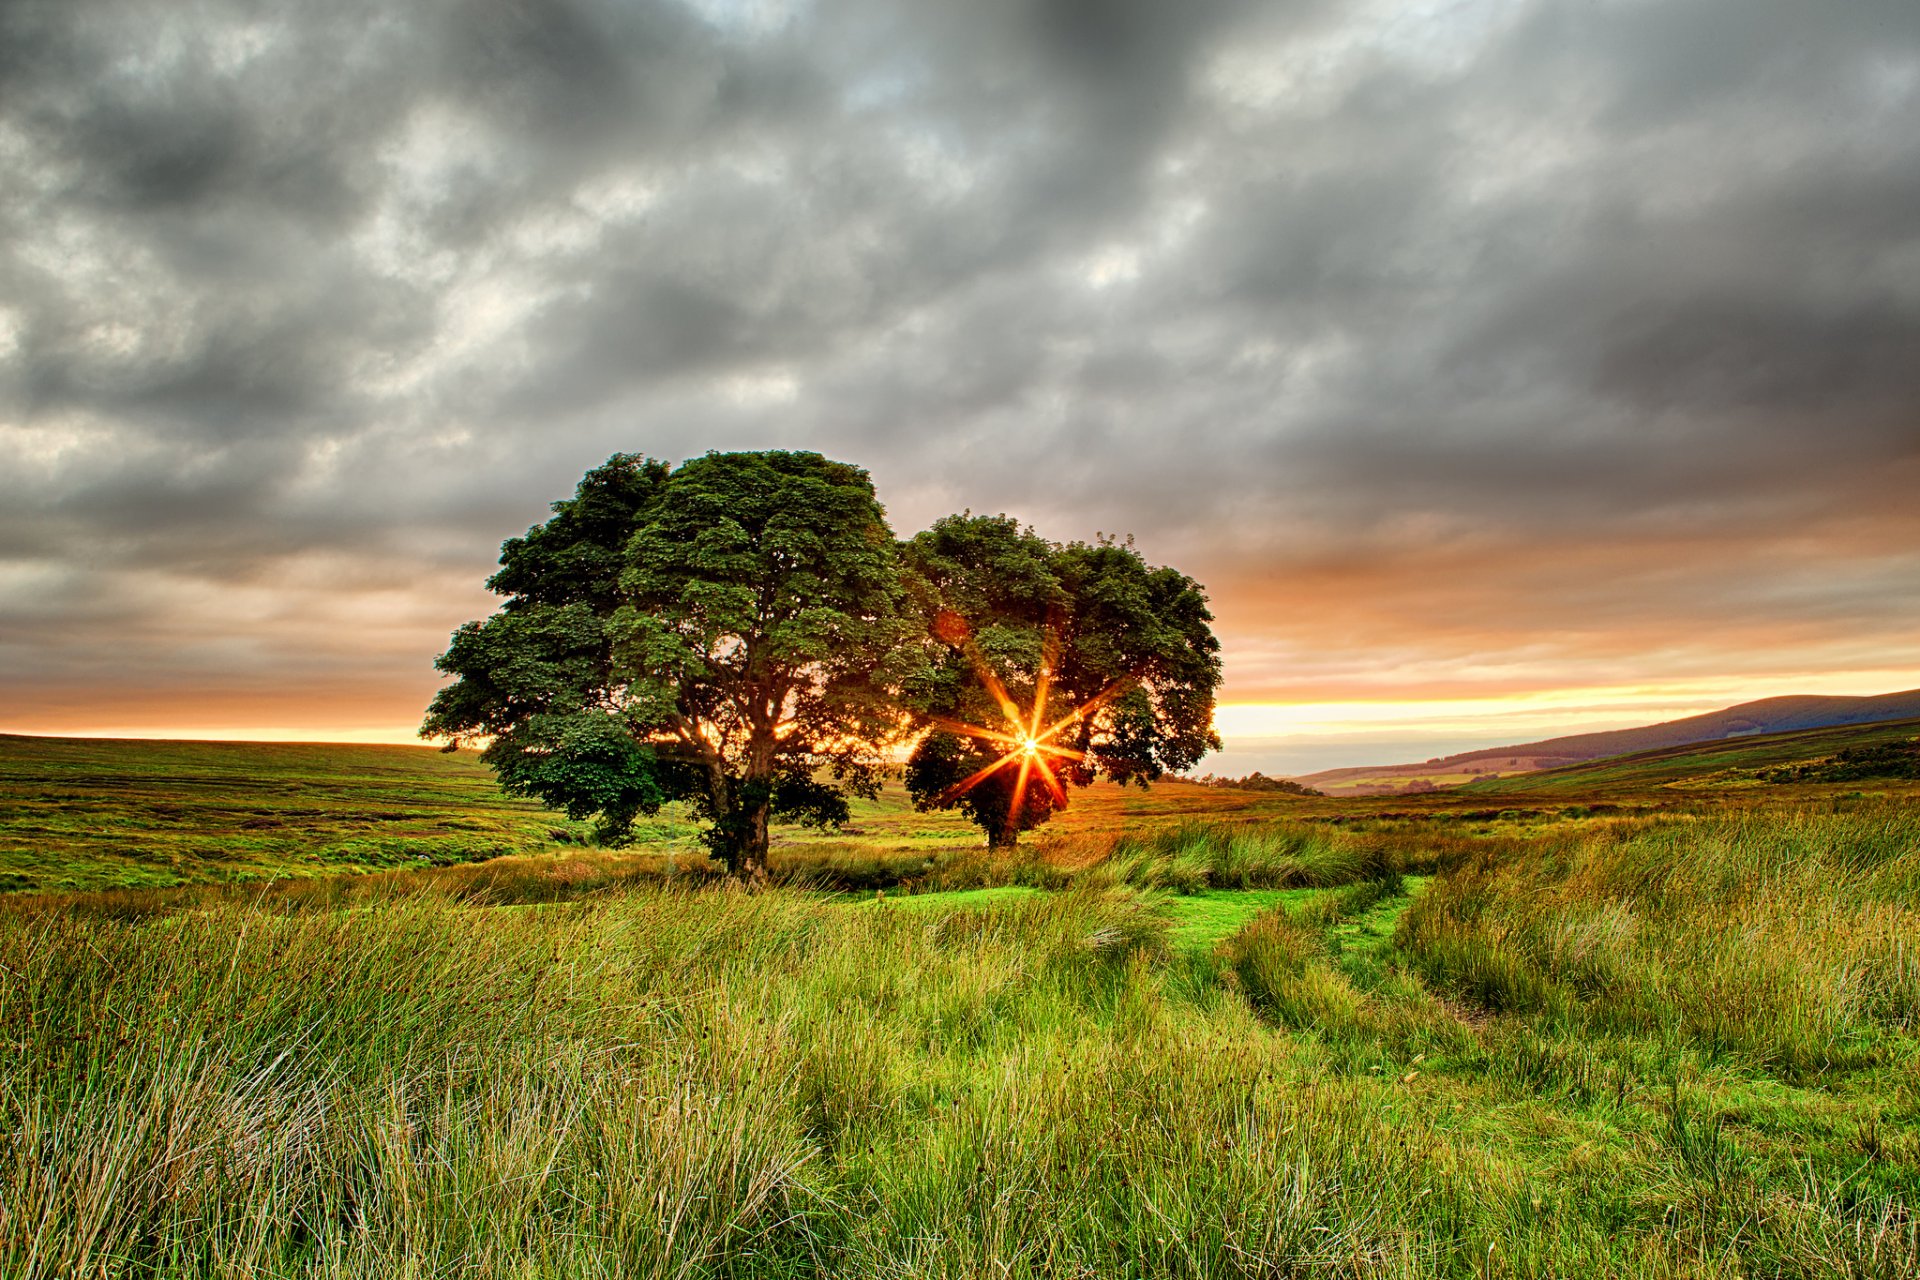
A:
<box><xmin>3</xmin><ymin>0</ymin><xmax>1920</xmax><ymax>735</ymax></box>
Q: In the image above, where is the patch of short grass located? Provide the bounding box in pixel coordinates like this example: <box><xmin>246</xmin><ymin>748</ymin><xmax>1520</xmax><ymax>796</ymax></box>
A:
<box><xmin>1163</xmin><ymin>886</ymin><xmax>1324</xmax><ymax>950</ymax></box>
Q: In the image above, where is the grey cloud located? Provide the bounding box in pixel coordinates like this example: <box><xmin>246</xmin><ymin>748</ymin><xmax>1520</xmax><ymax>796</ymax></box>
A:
<box><xmin>4</xmin><ymin>3</ymin><xmax>399</xmax><ymax>226</ymax></box>
<box><xmin>447</xmin><ymin>0</ymin><xmax>643</xmax><ymax>140</ymax></box>
<box><xmin>1593</xmin><ymin>297</ymin><xmax>1920</xmax><ymax>420</ymax></box>
<box><xmin>3</xmin><ymin>0</ymin><xmax>1920</xmax><ymax>731</ymax></box>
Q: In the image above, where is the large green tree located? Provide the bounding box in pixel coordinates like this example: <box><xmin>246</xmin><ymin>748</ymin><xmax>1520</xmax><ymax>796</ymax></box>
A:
<box><xmin>900</xmin><ymin>514</ymin><xmax>1223</xmax><ymax>848</ymax></box>
<box><xmin>423</xmin><ymin>450</ymin><xmax>906</xmax><ymax>881</ymax></box>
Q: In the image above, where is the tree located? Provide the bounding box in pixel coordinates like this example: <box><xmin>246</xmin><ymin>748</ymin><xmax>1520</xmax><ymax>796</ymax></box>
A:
<box><xmin>1196</xmin><ymin>772</ymin><xmax>1324</xmax><ymax>797</ymax></box>
<box><xmin>420</xmin><ymin>453</ymin><xmax>673</xmax><ymax>841</ymax></box>
<box><xmin>423</xmin><ymin>450</ymin><xmax>907</xmax><ymax>882</ymax></box>
<box><xmin>899</xmin><ymin>514</ymin><xmax>1222</xmax><ymax>848</ymax></box>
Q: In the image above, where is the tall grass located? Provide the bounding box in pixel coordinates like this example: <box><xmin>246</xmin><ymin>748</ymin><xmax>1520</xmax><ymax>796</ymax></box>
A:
<box><xmin>1399</xmin><ymin>802</ymin><xmax>1920</xmax><ymax>1073</ymax></box>
<box><xmin>1084</xmin><ymin>820</ymin><xmax>1402</xmax><ymax>893</ymax></box>
<box><xmin>5</xmin><ymin>819</ymin><xmax>1424</xmax><ymax>921</ymax></box>
<box><xmin>1</xmin><ymin>886</ymin><xmax>1466</xmax><ymax>1278</ymax></box>
<box><xmin>4</xmin><ymin>853</ymin><xmax>1916</xmax><ymax>1276</ymax></box>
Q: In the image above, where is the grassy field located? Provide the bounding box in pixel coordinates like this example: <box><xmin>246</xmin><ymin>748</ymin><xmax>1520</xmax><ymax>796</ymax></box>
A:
<box><xmin>8</xmin><ymin>720</ymin><xmax>1913</xmax><ymax>899</ymax></box>
<box><xmin>0</xmin><ymin>734</ymin><xmax>1353</xmax><ymax>898</ymax></box>
<box><xmin>1</xmin><ymin>734</ymin><xmax>1916</xmax><ymax>1276</ymax></box>
<box><xmin>0</xmin><ymin>735</ymin><xmax>609</xmax><ymax>895</ymax></box>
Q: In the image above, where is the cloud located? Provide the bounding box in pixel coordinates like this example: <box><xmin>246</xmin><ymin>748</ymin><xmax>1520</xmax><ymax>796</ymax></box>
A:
<box><xmin>3</xmin><ymin>0</ymin><xmax>1918</xmax><ymax>751</ymax></box>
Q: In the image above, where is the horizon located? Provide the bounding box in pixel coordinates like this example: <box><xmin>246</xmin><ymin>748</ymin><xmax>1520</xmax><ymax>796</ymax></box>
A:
<box><xmin>4</xmin><ymin>0</ymin><xmax>1917</xmax><ymax>776</ymax></box>
<box><xmin>9</xmin><ymin>669</ymin><xmax>1919</xmax><ymax>779</ymax></box>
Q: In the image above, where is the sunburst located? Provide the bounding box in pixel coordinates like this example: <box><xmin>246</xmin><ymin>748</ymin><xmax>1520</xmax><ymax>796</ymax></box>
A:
<box><xmin>928</xmin><ymin>626</ymin><xmax>1133</xmax><ymax>826</ymax></box>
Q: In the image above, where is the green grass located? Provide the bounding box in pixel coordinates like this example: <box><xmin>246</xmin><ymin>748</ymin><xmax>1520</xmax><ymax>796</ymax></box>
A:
<box><xmin>1</xmin><ymin>732</ymin><xmax>1461</xmax><ymax>915</ymax></box>
<box><xmin>4</xmin><ymin>821</ymin><xmax>1914</xmax><ymax>1278</ymax></box>
<box><xmin>3</xmin><ymin>736</ymin><xmax>1916</xmax><ymax>1276</ymax></box>
<box><xmin>859</xmin><ymin>881</ymin><xmax>1383</xmax><ymax>954</ymax></box>
<box><xmin>1163</xmin><ymin>886</ymin><xmax>1323</xmax><ymax>950</ymax></box>
<box><xmin>1400</xmin><ymin>805</ymin><xmax>1920</xmax><ymax>1076</ymax></box>
<box><xmin>0</xmin><ymin>735</ymin><xmax>612</xmax><ymax>894</ymax></box>
<box><xmin>1332</xmin><ymin>873</ymin><xmax>1429</xmax><ymax>961</ymax></box>
<box><xmin>867</xmin><ymin>885</ymin><xmax>1043</xmax><ymax>911</ymax></box>
<box><xmin>11</xmin><ymin>722</ymin><xmax>1916</xmax><ymax>902</ymax></box>
<box><xmin>0</xmin><ymin>735</ymin><xmax>1355</xmax><ymax>898</ymax></box>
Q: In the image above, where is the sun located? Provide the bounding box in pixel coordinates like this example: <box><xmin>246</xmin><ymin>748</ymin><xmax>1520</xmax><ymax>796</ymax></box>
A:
<box><xmin>926</xmin><ymin>635</ymin><xmax>1134</xmax><ymax>824</ymax></box>
<box><xmin>928</xmin><ymin>693</ymin><xmax>1086</xmax><ymax>815</ymax></box>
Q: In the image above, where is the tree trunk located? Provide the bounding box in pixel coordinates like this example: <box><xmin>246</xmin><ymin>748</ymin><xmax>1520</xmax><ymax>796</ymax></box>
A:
<box><xmin>735</xmin><ymin>726</ymin><xmax>776</xmax><ymax>886</ymax></box>
<box><xmin>738</xmin><ymin>799</ymin><xmax>772</xmax><ymax>886</ymax></box>
<box><xmin>988</xmin><ymin>823</ymin><xmax>1019</xmax><ymax>852</ymax></box>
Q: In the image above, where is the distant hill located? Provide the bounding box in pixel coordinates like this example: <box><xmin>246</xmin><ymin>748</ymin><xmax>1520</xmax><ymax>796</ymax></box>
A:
<box><xmin>1460</xmin><ymin>714</ymin><xmax>1920</xmax><ymax>798</ymax></box>
<box><xmin>1296</xmin><ymin>688</ymin><xmax>1920</xmax><ymax>795</ymax></box>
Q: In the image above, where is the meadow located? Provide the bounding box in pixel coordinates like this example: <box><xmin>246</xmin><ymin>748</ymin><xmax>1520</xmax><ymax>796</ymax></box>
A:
<box><xmin>0</xmin><ymin>735</ymin><xmax>597</xmax><ymax>896</ymax></box>
<box><xmin>1</xmin><ymin>732</ymin><xmax>1917</xmax><ymax>1277</ymax></box>
<box><xmin>0</xmin><ymin>734</ymin><xmax>1350</xmax><ymax>899</ymax></box>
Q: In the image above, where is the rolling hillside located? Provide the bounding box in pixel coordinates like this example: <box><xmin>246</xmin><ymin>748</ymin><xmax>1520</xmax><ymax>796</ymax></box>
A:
<box><xmin>1297</xmin><ymin>687</ymin><xmax>1920</xmax><ymax>795</ymax></box>
<box><xmin>1458</xmin><ymin>714</ymin><xmax>1920</xmax><ymax>798</ymax></box>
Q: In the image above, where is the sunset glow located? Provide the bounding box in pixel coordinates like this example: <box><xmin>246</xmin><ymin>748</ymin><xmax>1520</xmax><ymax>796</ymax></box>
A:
<box><xmin>7</xmin><ymin>662</ymin><xmax>1920</xmax><ymax>781</ymax></box>
<box><xmin>1216</xmin><ymin>670</ymin><xmax>1920</xmax><ymax>741</ymax></box>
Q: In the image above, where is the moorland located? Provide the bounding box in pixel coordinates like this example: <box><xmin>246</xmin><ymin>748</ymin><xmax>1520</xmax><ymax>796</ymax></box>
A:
<box><xmin>1</xmin><ymin>726</ymin><xmax>1917</xmax><ymax>1277</ymax></box>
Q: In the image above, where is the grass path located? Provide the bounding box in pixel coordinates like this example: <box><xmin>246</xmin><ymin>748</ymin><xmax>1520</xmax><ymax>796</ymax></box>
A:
<box><xmin>853</xmin><ymin>875</ymin><xmax>1433</xmax><ymax>957</ymax></box>
<box><xmin>853</xmin><ymin>883</ymin><xmax>1321</xmax><ymax>949</ymax></box>
<box><xmin>1330</xmin><ymin>874</ymin><xmax>1429</xmax><ymax>958</ymax></box>
<box><xmin>1164</xmin><ymin>886</ymin><xmax>1324</xmax><ymax>950</ymax></box>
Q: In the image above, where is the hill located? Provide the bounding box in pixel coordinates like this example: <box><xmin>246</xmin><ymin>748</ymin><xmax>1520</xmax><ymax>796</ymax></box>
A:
<box><xmin>1458</xmin><ymin>714</ymin><xmax>1920</xmax><ymax>798</ymax></box>
<box><xmin>1296</xmin><ymin>687</ymin><xmax>1920</xmax><ymax>794</ymax></box>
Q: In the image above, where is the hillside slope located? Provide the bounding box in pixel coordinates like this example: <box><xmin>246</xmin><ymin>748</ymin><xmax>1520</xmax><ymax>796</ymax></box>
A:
<box><xmin>1459</xmin><ymin>715</ymin><xmax>1920</xmax><ymax>798</ymax></box>
<box><xmin>1297</xmin><ymin>688</ymin><xmax>1920</xmax><ymax>795</ymax></box>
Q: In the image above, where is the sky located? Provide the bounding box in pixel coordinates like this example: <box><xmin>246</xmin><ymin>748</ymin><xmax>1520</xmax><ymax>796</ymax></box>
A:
<box><xmin>2</xmin><ymin>0</ymin><xmax>1918</xmax><ymax>776</ymax></box>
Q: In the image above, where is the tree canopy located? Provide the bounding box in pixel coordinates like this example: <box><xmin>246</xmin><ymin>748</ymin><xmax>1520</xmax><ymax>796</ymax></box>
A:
<box><xmin>899</xmin><ymin>514</ymin><xmax>1223</xmax><ymax>847</ymax></box>
<box><xmin>426</xmin><ymin>456</ymin><xmax>1222</xmax><ymax>873</ymax></box>
<box><xmin>422</xmin><ymin>451</ymin><xmax>906</xmax><ymax>880</ymax></box>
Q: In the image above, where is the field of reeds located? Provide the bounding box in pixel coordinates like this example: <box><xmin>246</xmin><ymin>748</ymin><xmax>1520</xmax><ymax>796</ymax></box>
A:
<box><xmin>3</xmin><ymin>793</ymin><xmax>1916</xmax><ymax>1278</ymax></box>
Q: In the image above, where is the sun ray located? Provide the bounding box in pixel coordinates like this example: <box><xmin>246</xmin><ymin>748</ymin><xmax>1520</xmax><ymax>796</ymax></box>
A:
<box><xmin>965</xmin><ymin>648</ymin><xmax>1026</xmax><ymax>731</ymax></box>
<box><xmin>933</xmin><ymin>748</ymin><xmax>1022</xmax><ymax>805</ymax></box>
<box><xmin>925</xmin><ymin>614</ymin><xmax>1137</xmax><ymax>828</ymax></box>
<box><xmin>1031</xmin><ymin>676</ymin><xmax>1133</xmax><ymax>746</ymax></box>
<box><xmin>1030</xmin><ymin>629</ymin><xmax>1058</xmax><ymax>740</ymax></box>
<box><xmin>927</xmin><ymin>682</ymin><xmax>1108</xmax><ymax>811</ymax></box>
<box><xmin>1007</xmin><ymin>748</ymin><xmax>1036</xmax><ymax>823</ymax></box>
<box><xmin>1029</xmin><ymin>749</ymin><xmax>1067</xmax><ymax>804</ymax></box>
